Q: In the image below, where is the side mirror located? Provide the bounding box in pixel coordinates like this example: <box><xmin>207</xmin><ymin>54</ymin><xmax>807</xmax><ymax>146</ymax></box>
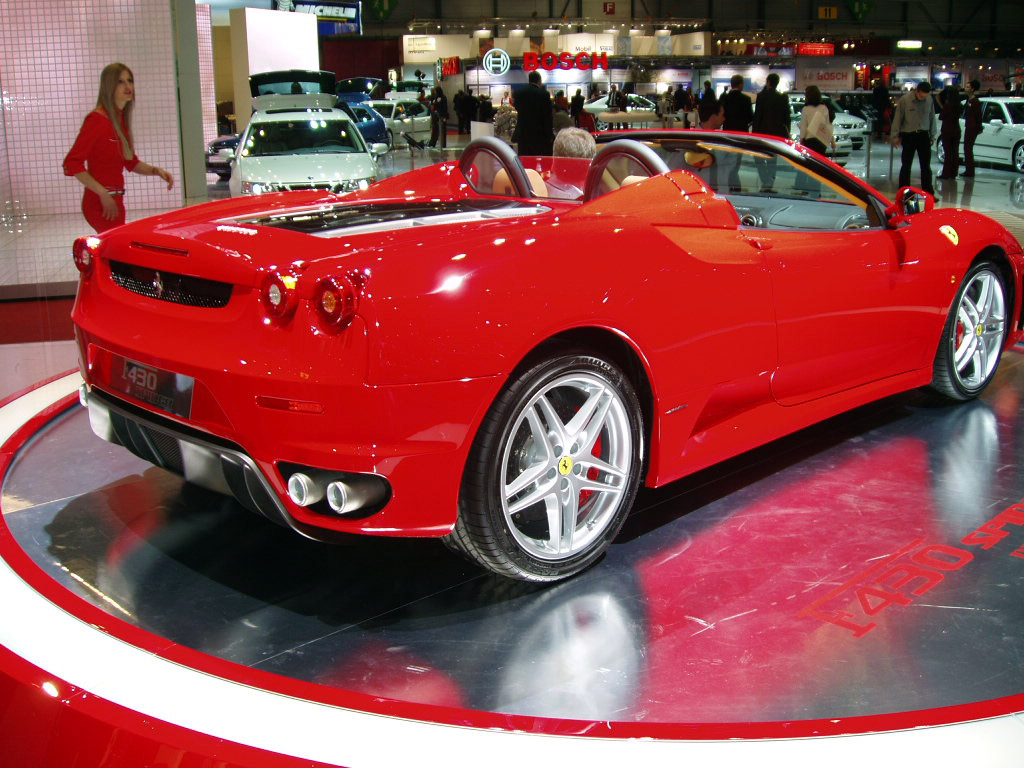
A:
<box><xmin>988</xmin><ymin>119</ymin><xmax>1004</xmax><ymax>127</ymax></box>
<box><xmin>370</xmin><ymin>143</ymin><xmax>389</xmax><ymax>157</ymax></box>
<box><xmin>885</xmin><ymin>185</ymin><xmax>934</xmax><ymax>226</ymax></box>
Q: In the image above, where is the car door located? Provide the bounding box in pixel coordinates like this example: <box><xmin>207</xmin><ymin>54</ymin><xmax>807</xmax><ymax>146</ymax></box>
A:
<box><xmin>975</xmin><ymin>100</ymin><xmax>1011</xmax><ymax>163</ymax></box>
<box><xmin>736</xmin><ymin>162</ymin><xmax>949</xmax><ymax>406</ymax></box>
<box><xmin>395</xmin><ymin>101</ymin><xmax>429</xmax><ymax>140</ymax></box>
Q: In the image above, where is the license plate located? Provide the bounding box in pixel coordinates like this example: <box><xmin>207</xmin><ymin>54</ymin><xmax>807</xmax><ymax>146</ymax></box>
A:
<box><xmin>111</xmin><ymin>356</ymin><xmax>194</xmax><ymax>419</ymax></box>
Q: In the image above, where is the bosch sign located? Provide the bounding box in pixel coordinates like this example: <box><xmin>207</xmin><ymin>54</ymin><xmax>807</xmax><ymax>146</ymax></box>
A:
<box><xmin>523</xmin><ymin>51</ymin><xmax>610</xmax><ymax>71</ymax></box>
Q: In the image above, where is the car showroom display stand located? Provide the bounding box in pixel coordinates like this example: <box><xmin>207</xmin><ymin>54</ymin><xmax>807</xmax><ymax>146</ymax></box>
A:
<box><xmin>1</xmin><ymin>370</ymin><xmax>1023</xmax><ymax>766</ymax></box>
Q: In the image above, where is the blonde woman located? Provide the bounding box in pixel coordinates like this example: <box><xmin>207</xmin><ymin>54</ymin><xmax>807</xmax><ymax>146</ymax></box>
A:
<box><xmin>63</xmin><ymin>63</ymin><xmax>173</xmax><ymax>232</ymax></box>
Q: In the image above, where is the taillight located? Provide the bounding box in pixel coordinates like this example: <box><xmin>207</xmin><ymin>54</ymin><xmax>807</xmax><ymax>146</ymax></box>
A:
<box><xmin>315</xmin><ymin>277</ymin><xmax>358</xmax><ymax>330</ymax></box>
<box><xmin>260</xmin><ymin>270</ymin><xmax>298</xmax><ymax>321</ymax></box>
<box><xmin>72</xmin><ymin>236</ymin><xmax>101</xmax><ymax>276</ymax></box>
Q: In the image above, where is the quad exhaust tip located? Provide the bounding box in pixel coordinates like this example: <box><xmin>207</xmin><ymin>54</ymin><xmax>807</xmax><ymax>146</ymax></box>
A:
<box><xmin>287</xmin><ymin>471</ymin><xmax>385</xmax><ymax>515</ymax></box>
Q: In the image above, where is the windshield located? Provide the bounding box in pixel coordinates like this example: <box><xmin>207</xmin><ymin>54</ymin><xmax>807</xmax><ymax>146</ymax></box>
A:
<box><xmin>241</xmin><ymin>119</ymin><xmax>365</xmax><ymax>157</ymax></box>
<box><xmin>351</xmin><ymin>106</ymin><xmax>376</xmax><ymax>123</ymax></box>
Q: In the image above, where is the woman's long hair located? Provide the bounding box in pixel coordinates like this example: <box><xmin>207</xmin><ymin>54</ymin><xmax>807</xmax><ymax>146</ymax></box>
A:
<box><xmin>941</xmin><ymin>85</ymin><xmax>962</xmax><ymax>118</ymax></box>
<box><xmin>95</xmin><ymin>62</ymin><xmax>134</xmax><ymax>161</ymax></box>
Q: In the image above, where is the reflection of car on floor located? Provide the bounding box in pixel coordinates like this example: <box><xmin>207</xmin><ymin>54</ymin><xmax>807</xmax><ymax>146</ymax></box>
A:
<box><xmin>584</xmin><ymin>93</ymin><xmax>658</xmax><ymax>130</ymax></box>
<box><xmin>205</xmin><ymin>134</ymin><xmax>238</xmax><ymax>180</ymax></box>
<box><xmin>936</xmin><ymin>96</ymin><xmax>1024</xmax><ymax>173</ymax></box>
<box><xmin>72</xmin><ymin>131</ymin><xmax>1024</xmax><ymax>582</ymax></box>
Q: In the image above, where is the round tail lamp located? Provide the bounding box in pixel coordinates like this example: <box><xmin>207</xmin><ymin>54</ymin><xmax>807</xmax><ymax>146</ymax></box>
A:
<box><xmin>315</xmin><ymin>277</ymin><xmax>358</xmax><ymax>330</ymax></box>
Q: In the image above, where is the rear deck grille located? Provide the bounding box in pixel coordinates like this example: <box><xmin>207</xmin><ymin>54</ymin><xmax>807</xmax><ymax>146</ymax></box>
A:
<box><xmin>109</xmin><ymin>261</ymin><xmax>233</xmax><ymax>308</ymax></box>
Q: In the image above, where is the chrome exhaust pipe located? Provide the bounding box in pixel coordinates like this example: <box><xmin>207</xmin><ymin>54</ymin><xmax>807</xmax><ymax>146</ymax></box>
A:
<box><xmin>326</xmin><ymin>476</ymin><xmax>386</xmax><ymax>515</ymax></box>
<box><xmin>287</xmin><ymin>472</ymin><xmax>329</xmax><ymax>506</ymax></box>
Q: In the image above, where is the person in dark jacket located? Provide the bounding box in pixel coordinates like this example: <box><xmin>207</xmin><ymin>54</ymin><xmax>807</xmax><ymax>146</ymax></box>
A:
<box><xmin>512</xmin><ymin>71</ymin><xmax>554</xmax><ymax>156</ymax></box>
<box><xmin>937</xmin><ymin>85</ymin><xmax>962</xmax><ymax>179</ymax></box>
<box><xmin>569</xmin><ymin>88</ymin><xmax>585</xmax><ymax>126</ymax></box>
<box><xmin>428</xmin><ymin>86</ymin><xmax>448</xmax><ymax>148</ymax></box>
<box><xmin>722</xmin><ymin>75</ymin><xmax>753</xmax><ymax>132</ymax></box>
<box><xmin>962</xmin><ymin>80</ymin><xmax>982</xmax><ymax>177</ymax></box>
<box><xmin>751</xmin><ymin>73</ymin><xmax>790</xmax><ymax>190</ymax></box>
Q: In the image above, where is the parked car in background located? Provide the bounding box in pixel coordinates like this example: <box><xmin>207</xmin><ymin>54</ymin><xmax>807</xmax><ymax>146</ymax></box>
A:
<box><xmin>789</xmin><ymin>94</ymin><xmax>870</xmax><ymax>149</ymax></box>
<box><xmin>205</xmin><ymin>134</ymin><xmax>239</xmax><ymax>180</ymax></box>
<box><xmin>584</xmin><ymin>93</ymin><xmax>658</xmax><ymax>130</ymax></box>
<box><xmin>228</xmin><ymin>94</ymin><xmax>386</xmax><ymax>197</ymax></box>
<box><xmin>936</xmin><ymin>96</ymin><xmax>1024</xmax><ymax>173</ymax></box>
<box><xmin>369</xmin><ymin>98</ymin><xmax>431</xmax><ymax>147</ymax></box>
<box><xmin>337</xmin><ymin>99</ymin><xmax>390</xmax><ymax>148</ymax></box>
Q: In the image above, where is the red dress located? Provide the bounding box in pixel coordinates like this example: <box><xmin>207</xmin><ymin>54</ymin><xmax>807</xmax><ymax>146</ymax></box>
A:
<box><xmin>63</xmin><ymin>109</ymin><xmax>139</xmax><ymax>232</ymax></box>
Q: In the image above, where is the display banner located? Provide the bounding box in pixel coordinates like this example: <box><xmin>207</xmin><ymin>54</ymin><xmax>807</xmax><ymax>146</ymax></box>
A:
<box><xmin>796</xmin><ymin>66</ymin><xmax>855</xmax><ymax>91</ymax></box>
<box><xmin>294</xmin><ymin>1</ymin><xmax>362</xmax><ymax>34</ymax></box>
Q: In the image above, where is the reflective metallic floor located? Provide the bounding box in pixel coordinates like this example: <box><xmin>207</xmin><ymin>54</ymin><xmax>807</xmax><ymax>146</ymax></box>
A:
<box><xmin>3</xmin><ymin>354</ymin><xmax>1024</xmax><ymax>725</ymax></box>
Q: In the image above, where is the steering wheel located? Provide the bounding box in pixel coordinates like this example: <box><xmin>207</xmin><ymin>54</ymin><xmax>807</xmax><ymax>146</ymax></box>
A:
<box><xmin>459</xmin><ymin>136</ymin><xmax>532</xmax><ymax>198</ymax></box>
<box><xmin>583</xmin><ymin>139</ymin><xmax>670</xmax><ymax>201</ymax></box>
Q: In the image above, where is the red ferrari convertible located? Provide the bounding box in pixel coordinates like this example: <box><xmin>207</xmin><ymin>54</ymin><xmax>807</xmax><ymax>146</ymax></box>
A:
<box><xmin>72</xmin><ymin>132</ymin><xmax>1024</xmax><ymax>581</ymax></box>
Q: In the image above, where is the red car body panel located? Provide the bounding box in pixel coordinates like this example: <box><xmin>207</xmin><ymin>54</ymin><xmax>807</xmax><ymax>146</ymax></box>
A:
<box><xmin>71</xmin><ymin>134</ymin><xmax>1024</xmax><ymax>541</ymax></box>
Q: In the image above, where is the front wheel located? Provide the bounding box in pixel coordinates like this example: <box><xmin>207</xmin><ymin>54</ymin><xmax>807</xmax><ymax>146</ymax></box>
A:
<box><xmin>929</xmin><ymin>261</ymin><xmax>1008</xmax><ymax>401</ymax></box>
<box><xmin>1014</xmin><ymin>142</ymin><xmax>1024</xmax><ymax>173</ymax></box>
<box><xmin>447</xmin><ymin>354</ymin><xmax>644</xmax><ymax>582</ymax></box>
<box><xmin>386</xmin><ymin>129</ymin><xmax>394</xmax><ymax>150</ymax></box>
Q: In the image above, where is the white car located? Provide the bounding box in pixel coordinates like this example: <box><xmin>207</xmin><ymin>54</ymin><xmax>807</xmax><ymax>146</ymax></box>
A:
<box><xmin>584</xmin><ymin>93</ymin><xmax>658</xmax><ymax>130</ymax></box>
<box><xmin>369</xmin><ymin>99</ymin><xmax>431</xmax><ymax>147</ymax></box>
<box><xmin>228</xmin><ymin>95</ymin><xmax>387</xmax><ymax>197</ymax></box>
<box><xmin>937</xmin><ymin>96</ymin><xmax>1024</xmax><ymax>173</ymax></box>
<box><xmin>788</xmin><ymin>101</ymin><xmax>854</xmax><ymax>165</ymax></box>
<box><xmin>789</xmin><ymin>94</ymin><xmax>869</xmax><ymax>149</ymax></box>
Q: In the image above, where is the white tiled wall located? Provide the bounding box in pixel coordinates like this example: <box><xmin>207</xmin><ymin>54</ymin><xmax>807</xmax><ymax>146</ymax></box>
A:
<box><xmin>196</xmin><ymin>3</ymin><xmax>219</xmax><ymax>147</ymax></box>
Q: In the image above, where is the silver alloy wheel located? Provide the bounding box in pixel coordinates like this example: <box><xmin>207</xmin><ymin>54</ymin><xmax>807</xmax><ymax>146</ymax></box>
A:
<box><xmin>500</xmin><ymin>372</ymin><xmax>633</xmax><ymax>560</ymax></box>
<box><xmin>952</xmin><ymin>268</ymin><xmax>1006</xmax><ymax>390</ymax></box>
<box><xmin>1015</xmin><ymin>142</ymin><xmax>1024</xmax><ymax>173</ymax></box>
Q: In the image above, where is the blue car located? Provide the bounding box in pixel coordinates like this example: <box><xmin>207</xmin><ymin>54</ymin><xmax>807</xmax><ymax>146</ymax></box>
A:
<box><xmin>339</xmin><ymin>100</ymin><xmax>390</xmax><ymax>149</ymax></box>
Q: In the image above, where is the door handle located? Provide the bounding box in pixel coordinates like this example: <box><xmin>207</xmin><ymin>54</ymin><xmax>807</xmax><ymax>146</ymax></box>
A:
<box><xmin>744</xmin><ymin>237</ymin><xmax>773</xmax><ymax>251</ymax></box>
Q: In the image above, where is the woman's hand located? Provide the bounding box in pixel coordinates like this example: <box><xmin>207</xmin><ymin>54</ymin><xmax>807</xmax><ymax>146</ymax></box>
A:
<box><xmin>154</xmin><ymin>166</ymin><xmax>174</xmax><ymax>189</ymax></box>
<box><xmin>99</xmin><ymin>191</ymin><xmax>119</xmax><ymax>220</ymax></box>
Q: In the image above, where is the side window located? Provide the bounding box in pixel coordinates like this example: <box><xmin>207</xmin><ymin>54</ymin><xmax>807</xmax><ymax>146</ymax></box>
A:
<box><xmin>406</xmin><ymin>102</ymin><xmax>425</xmax><ymax>117</ymax></box>
<box><xmin>982</xmin><ymin>102</ymin><xmax>1004</xmax><ymax>123</ymax></box>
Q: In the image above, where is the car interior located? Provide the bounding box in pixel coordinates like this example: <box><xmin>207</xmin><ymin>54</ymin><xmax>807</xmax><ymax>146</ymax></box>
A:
<box><xmin>459</xmin><ymin>136</ymin><xmax>880</xmax><ymax>230</ymax></box>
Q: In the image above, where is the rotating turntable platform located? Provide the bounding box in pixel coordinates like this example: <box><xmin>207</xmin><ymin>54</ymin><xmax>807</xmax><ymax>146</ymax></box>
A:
<box><xmin>1</xmin><ymin>367</ymin><xmax>1023</xmax><ymax>766</ymax></box>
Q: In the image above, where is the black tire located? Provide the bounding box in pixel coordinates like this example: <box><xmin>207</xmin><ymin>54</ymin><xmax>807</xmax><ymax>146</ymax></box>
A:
<box><xmin>446</xmin><ymin>353</ymin><xmax>643</xmax><ymax>582</ymax></box>
<box><xmin>387</xmin><ymin>129</ymin><xmax>394</xmax><ymax>150</ymax></box>
<box><xmin>1014</xmin><ymin>141</ymin><xmax>1024</xmax><ymax>174</ymax></box>
<box><xmin>929</xmin><ymin>260</ymin><xmax>1008</xmax><ymax>401</ymax></box>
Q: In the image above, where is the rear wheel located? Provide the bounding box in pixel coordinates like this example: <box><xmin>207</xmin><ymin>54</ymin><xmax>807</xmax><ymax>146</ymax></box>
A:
<box><xmin>447</xmin><ymin>353</ymin><xmax>643</xmax><ymax>582</ymax></box>
<box><xmin>929</xmin><ymin>260</ymin><xmax>1008</xmax><ymax>400</ymax></box>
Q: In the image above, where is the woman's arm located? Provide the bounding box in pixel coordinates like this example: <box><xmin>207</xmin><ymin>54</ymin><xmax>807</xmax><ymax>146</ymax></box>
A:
<box><xmin>132</xmin><ymin>161</ymin><xmax>174</xmax><ymax>189</ymax></box>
